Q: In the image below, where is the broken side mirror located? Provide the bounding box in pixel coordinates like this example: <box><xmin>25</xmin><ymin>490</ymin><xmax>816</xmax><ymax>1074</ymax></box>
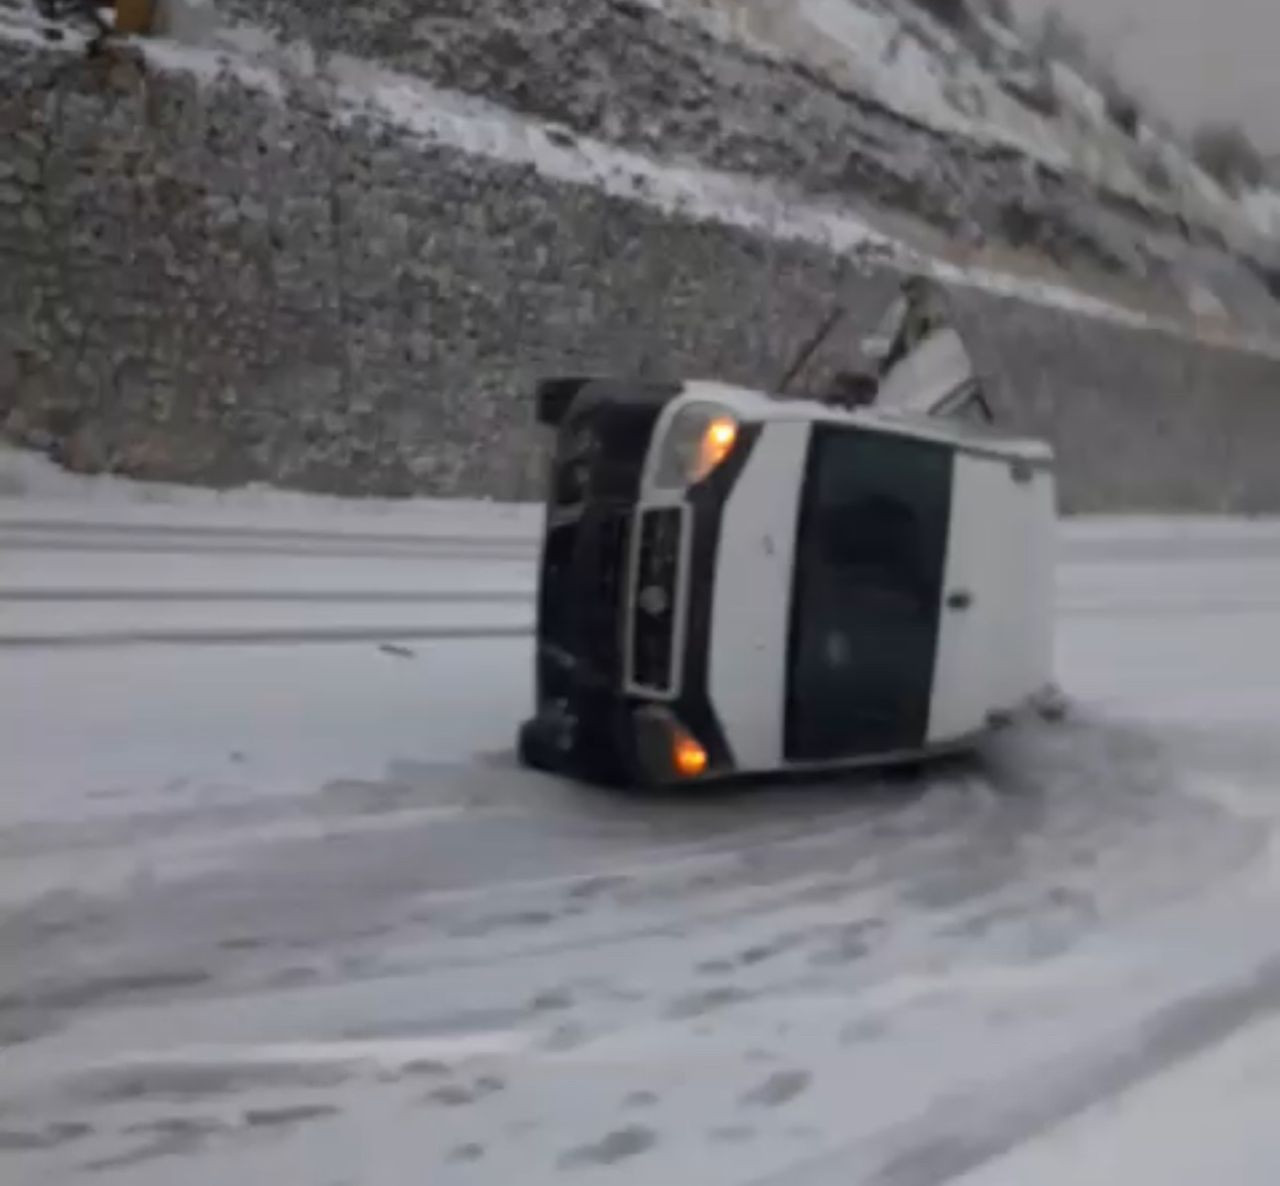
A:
<box><xmin>865</xmin><ymin>278</ymin><xmax>990</xmax><ymax>421</ymax></box>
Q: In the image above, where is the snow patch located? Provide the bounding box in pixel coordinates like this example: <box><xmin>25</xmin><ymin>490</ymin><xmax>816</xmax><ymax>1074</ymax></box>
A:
<box><xmin>956</xmin><ymin>1010</ymin><xmax>1280</xmax><ymax>1186</ymax></box>
<box><xmin>0</xmin><ymin>444</ymin><xmax>540</xmax><ymax>538</ymax></box>
<box><xmin>0</xmin><ymin>9</ymin><xmax>87</xmax><ymax>50</ymax></box>
<box><xmin>1243</xmin><ymin>187</ymin><xmax>1280</xmax><ymax>240</ymax></box>
<box><xmin>80</xmin><ymin>1032</ymin><xmax>539</xmax><ymax>1076</ymax></box>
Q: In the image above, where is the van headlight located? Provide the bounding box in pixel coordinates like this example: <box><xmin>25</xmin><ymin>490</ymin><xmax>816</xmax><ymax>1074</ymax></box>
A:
<box><xmin>651</xmin><ymin>403</ymin><xmax>739</xmax><ymax>489</ymax></box>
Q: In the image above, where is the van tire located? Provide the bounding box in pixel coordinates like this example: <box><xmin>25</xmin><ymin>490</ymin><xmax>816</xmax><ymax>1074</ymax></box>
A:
<box><xmin>517</xmin><ymin>717</ymin><xmax>558</xmax><ymax>773</ymax></box>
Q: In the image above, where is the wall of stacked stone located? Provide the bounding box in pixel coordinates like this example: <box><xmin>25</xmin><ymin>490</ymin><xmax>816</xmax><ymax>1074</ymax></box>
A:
<box><xmin>2</xmin><ymin>37</ymin><xmax>1279</xmax><ymax>509</ymax></box>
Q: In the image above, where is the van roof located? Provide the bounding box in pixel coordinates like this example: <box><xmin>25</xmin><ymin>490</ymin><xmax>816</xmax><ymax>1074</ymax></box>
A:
<box><xmin>681</xmin><ymin>380</ymin><xmax>1053</xmax><ymax>464</ymax></box>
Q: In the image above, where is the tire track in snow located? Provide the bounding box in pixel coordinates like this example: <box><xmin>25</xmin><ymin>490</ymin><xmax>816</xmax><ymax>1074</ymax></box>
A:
<box><xmin>0</xmin><ymin>516</ymin><xmax>536</xmax><ymax>550</ymax></box>
<box><xmin>765</xmin><ymin>952</ymin><xmax>1280</xmax><ymax>1186</ymax></box>
<box><xmin>0</xmin><ymin>624</ymin><xmax>534</xmax><ymax>649</ymax></box>
<box><xmin>1</xmin><ymin>536</ymin><xmax>535</xmax><ymax>561</ymax></box>
<box><xmin>0</xmin><ymin>588</ymin><xmax>534</xmax><ymax>605</ymax></box>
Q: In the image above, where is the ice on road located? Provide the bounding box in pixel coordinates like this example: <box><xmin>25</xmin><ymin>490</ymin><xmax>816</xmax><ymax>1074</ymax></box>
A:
<box><xmin>4</xmin><ymin>463</ymin><xmax>1280</xmax><ymax>1184</ymax></box>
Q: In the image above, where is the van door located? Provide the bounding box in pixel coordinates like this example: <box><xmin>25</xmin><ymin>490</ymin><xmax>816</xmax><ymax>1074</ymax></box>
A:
<box><xmin>928</xmin><ymin>453</ymin><xmax>1057</xmax><ymax>740</ymax></box>
<box><xmin>785</xmin><ymin>426</ymin><xmax>953</xmax><ymax>763</ymax></box>
<box><xmin>926</xmin><ymin>453</ymin><xmax>1008</xmax><ymax>743</ymax></box>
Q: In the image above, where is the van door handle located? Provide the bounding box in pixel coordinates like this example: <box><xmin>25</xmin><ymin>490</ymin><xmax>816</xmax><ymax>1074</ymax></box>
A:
<box><xmin>946</xmin><ymin>590</ymin><xmax>973</xmax><ymax>612</ymax></box>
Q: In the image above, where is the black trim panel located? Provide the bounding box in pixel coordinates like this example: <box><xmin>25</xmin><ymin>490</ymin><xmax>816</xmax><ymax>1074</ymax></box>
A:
<box><xmin>536</xmin><ymin>377</ymin><xmax>595</xmax><ymax>427</ymax></box>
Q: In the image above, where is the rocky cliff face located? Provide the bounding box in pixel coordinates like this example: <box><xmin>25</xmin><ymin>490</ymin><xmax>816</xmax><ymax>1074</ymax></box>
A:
<box><xmin>1</xmin><ymin>0</ymin><xmax>1279</xmax><ymax>509</ymax></box>
<box><xmin>205</xmin><ymin>0</ymin><xmax>1280</xmax><ymax>320</ymax></box>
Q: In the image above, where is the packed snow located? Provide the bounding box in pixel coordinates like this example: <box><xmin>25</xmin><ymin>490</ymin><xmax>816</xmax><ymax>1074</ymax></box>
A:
<box><xmin>4</xmin><ymin>454</ymin><xmax>1280</xmax><ymax>1183</ymax></box>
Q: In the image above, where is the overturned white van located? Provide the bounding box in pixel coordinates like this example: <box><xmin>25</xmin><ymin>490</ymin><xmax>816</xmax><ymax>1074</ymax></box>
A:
<box><xmin>519</xmin><ymin>280</ymin><xmax>1057</xmax><ymax>787</ymax></box>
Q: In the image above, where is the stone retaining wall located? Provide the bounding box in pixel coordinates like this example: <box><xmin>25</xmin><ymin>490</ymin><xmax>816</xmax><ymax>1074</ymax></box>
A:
<box><xmin>2</xmin><ymin>34</ymin><xmax>1278</xmax><ymax>510</ymax></box>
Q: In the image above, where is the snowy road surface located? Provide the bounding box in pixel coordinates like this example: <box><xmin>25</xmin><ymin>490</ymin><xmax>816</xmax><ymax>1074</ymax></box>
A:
<box><xmin>4</xmin><ymin>471</ymin><xmax>1280</xmax><ymax>1184</ymax></box>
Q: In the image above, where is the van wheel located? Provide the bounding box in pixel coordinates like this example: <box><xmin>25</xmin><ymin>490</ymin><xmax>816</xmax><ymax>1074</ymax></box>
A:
<box><xmin>517</xmin><ymin>717</ymin><xmax>559</xmax><ymax>773</ymax></box>
<box><xmin>1033</xmin><ymin>684</ymin><xmax>1070</xmax><ymax>723</ymax></box>
<box><xmin>517</xmin><ymin>710</ymin><xmax>634</xmax><ymax>786</ymax></box>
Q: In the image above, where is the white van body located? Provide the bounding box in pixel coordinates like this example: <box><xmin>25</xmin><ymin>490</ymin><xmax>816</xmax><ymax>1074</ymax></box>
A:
<box><xmin>628</xmin><ymin>381</ymin><xmax>1056</xmax><ymax>778</ymax></box>
<box><xmin>520</xmin><ymin>279</ymin><xmax>1057</xmax><ymax>787</ymax></box>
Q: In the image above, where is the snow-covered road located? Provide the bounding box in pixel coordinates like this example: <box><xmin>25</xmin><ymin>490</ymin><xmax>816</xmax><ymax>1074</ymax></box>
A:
<box><xmin>4</xmin><ymin>466</ymin><xmax>1280</xmax><ymax>1184</ymax></box>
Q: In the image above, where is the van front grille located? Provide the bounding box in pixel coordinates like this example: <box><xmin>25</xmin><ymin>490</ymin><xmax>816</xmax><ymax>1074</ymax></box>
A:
<box><xmin>630</xmin><ymin>507</ymin><xmax>683</xmax><ymax>692</ymax></box>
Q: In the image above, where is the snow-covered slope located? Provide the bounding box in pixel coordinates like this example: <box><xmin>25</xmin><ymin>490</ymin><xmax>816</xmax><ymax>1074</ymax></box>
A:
<box><xmin>643</xmin><ymin>0</ymin><xmax>1280</xmax><ymax>253</ymax></box>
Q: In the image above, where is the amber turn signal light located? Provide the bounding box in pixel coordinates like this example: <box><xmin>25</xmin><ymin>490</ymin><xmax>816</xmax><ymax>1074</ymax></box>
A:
<box><xmin>672</xmin><ymin>729</ymin><xmax>709</xmax><ymax>779</ymax></box>
<box><xmin>697</xmin><ymin>417</ymin><xmax>738</xmax><ymax>480</ymax></box>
